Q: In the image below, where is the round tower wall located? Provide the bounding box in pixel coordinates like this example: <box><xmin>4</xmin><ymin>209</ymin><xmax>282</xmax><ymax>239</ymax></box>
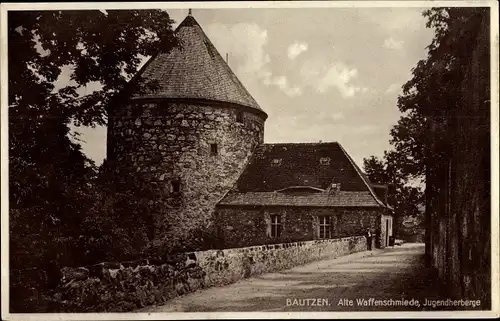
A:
<box><xmin>107</xmin><ymin>100</ymin><xmax>265</xmax><ymax>245</ymax></box>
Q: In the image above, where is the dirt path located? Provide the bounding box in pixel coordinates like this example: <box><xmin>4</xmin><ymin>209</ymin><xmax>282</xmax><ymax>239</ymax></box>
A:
<box><xmin>139</xmin><ymin>244</ymin><xmax>454</xmax><ymax>312</ymax></box>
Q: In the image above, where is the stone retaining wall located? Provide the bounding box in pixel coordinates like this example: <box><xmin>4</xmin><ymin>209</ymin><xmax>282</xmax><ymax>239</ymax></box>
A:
<box><xmin>42</xmin><ymin>236</ymin><xmax>367</xmax><ymax>312</ymax></box>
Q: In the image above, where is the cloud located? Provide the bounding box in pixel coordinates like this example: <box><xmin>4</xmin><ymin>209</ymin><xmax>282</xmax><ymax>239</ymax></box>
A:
<box><xmin>301</xmin><ymin>61</ymin><xmax>367</xmax><ymax>98</ymax></box>
<box><xmin>264</xmin><ymin>75</ymin><xmax>302</xmax><ymax>97</ymax></box>
<box><xmin>358</xmin><ymin>8</ymin><xmax>427</xmax><ymax>32</ymax></box>
<box><xmin>385</xmin><ymin>83</ymin><xmax>401</xmax><ymax>94</ymax></box>
<box><xmin>205</xmin><ymin>22</ymin><xmax>269</xmax><ymax>78</ymax></box>
<box><xmin>317</xmin><ymin>65</ymin><xmax>359</xmax><ymax>97</ymax></box>
<box><xmin>313</xmin><ymin>111</ymin><xmax>345</xmax><ymax>123</ymax></box>
<box><xmin>383</xmin><ymin>37</ymin><xmax>404</xmax><ymax>50</ymax></box>
<box><xmin>287</xmin><ymin>42</ymin><xmax>308</xmax><ymax>60</ymax></box>
<box><xmin>205</xmin><ymin>22</ymin><xmax>301</xmax><ymax>97</ymax></box>
<box><xmin>356</xmin><ymin>124</ymin><xmax>379</xmax><ymax>133</ymax></box>
<box><xmin>331</xmin><ymin>112</ymin><xmax>344</xmax><ymax>121</ymax></box>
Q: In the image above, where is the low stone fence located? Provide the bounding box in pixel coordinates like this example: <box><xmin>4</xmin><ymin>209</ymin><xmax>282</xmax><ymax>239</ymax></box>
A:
<box><xmin>195</xmin><ymin>236</ymin><xmax>367</xmax><ymax>287</ymax></box>
<box><xmin>40</xmin><ymin>235</ymin><xmax>367</xmax><ymax>312</ymax></box>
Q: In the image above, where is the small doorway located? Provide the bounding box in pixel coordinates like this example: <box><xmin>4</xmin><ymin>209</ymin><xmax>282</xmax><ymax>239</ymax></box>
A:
<box><xmin>386</xmin><ymin>219</ymin><xmax>390</xmax><ymax>247</ymax></box>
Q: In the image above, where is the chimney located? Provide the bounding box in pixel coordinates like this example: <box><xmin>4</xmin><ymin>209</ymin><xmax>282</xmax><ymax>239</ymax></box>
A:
<box><xmin>226</xmin><ymin>53</ymin><xmax>229</xmax><ymax>64</ymax></box>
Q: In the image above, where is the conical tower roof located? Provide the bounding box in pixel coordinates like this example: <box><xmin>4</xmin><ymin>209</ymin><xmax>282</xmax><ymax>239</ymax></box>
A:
<box><xmin>131</xmin><ymin>13</ymin><xmax>265</xmax><ymax>115</ymax></box>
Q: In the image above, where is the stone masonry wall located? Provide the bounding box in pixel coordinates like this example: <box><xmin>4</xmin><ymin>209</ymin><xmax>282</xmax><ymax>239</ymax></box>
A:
<box><xmin>215</xmin><ymin>206</ymin><xmax>382</xmax><ymax>249</ymax></box>
<box><xmin>107</xmin><ymin>100</ymin><xmax>265</xmax><ymax>242</ymax></box>
<box><xmin>42</xmin><ymin>236</ymin><xmax>367</xmax><ymax>312</ymax></box>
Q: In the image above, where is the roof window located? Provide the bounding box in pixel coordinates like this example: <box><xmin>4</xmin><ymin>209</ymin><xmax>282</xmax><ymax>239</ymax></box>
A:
<box><xmin>331</xmin><ymin>182</ymin><xmax>341</xmax><ymax>191</ymax></box>
<box><xmin>271</xmin><ymin>158</ymin><xmax>282</xmax><ymax>167</ymax></box>
<box><xmin>320</xmin><ymin>157</ymin><xmax>331</xmax><ymax>165</ymax></box>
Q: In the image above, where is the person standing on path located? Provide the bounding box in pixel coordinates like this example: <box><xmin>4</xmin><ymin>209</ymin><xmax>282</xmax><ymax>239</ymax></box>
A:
<box><xmin>366</xmin><ymin>229</ymin><xmax>373</xmax><ymax>251</ymax></box>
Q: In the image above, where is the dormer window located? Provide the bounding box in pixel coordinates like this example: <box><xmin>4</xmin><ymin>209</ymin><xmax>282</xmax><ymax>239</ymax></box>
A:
<box><xmin>271</xmin><ymin>158</ymin><xmax>282</xmax><ymax>167</ymax></box>
<box><xmin>320</xmin><ymin>157</ymin><xmax>331</xmax><ymax>165</ymax></box>
<box><xmin>331</xmin><ymin>182</ymin><xmax>341</xmax><ymax>191</ymax></box>
<box><xmin>236</xmin><ymin>111</ymin><xmax>244</xmax><ymax>123</ymax></box>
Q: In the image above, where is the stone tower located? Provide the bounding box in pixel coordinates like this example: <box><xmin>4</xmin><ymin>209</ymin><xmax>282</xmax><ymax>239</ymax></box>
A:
<box><xmin>106</xmin><ymin>12</ymin><xmax>267</xmax><ymax>244</ymax></box>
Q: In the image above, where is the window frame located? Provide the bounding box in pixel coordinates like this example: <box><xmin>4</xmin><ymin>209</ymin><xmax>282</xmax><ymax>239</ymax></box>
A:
<box><xmin>318</xmin><ymin>215</ymin><xmax>331</xmax><ymax>239</ymax></box>
<box><xmin>270</xmin><ymin>214</ymin><xmax>282</xmax><ymax>238</ymax></box>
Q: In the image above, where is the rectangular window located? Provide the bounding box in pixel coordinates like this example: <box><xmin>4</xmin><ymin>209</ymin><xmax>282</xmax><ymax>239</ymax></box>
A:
<box><xmin>131</xmin><ymin>103</ymin><xmax>142</xmax><ymax>117</ymax></box>
<box><xmin>210</xmin><ymin>143</ymin><xmax>218</xmax><ymax>156</ymax></box>
<box><xmin>318</xmin><ymin>216</ymin><xmax>331</xmax><ymax>239</ymax></box>
<box><xmin>270</xmin><ymin>215</ymin><xmax>282</xmax><ymax>238</ymax></box>
<box><xmin>171</xmin><ymin>179</ymin><xmax>180</xmax><ymax>193</ymax></box>
<box><xmin>236</xmin><ymin>111</ymin><xmax>244</xmax><ymax>123</ymax></box>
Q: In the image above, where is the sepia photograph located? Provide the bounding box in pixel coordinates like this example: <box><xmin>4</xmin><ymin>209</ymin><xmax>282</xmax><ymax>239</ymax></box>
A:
<box><xmin>1</xmin><ymin>1</ymin><xmax>498</xmax><ymax>319</ymax></box>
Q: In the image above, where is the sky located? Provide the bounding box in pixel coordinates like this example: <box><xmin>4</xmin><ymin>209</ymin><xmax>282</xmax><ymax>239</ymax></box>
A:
<box><xmin>70</xmin><ymin>7</ymin><xmax>436</xmax><ymax>168</ymax></box>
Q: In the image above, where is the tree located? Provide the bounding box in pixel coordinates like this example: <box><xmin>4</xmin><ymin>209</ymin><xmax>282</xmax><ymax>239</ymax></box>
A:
<box><xmin>8</xmin><ymin>10</ymin><xmax>179</xmax><ymax>270</ymax></box>
<box><xmin>9</xmin><ymin>10</ymin><xmax>181</xmax><ymax>312</ymax></box>
<box><xmin>392</xmin><ymin>7</ymin><xmax>487</xmax><ymax>176</ymax></box>
<box><xmin>363</xmin><ymin>154</ymin><xmax>424</xmax><ymax>239</ymax></box>
<box><xmin>363</xmin><ymin>7</ymin><xmax>488</xmax><ymax>242</ymax></box>
<box><xmin>77</xmin><ymin>161</ymin><xmax>165</xmax><ymax>265</ymax></box>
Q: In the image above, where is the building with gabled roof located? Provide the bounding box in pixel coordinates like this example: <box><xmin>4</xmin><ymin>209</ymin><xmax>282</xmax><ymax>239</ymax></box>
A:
<box><xmin>220</xmin><ymin>142</ymin><xmax>385</xmax><ymax>206</ymax></box>
<box><xmin>107</xmin><ymin>12</ymin><xmax>393</xmax><ymax>250</ymax></box>
<box><xmin>216</xmin><ymin>142</ymin><xmax>393</xmax><ymax>248</ymax></box>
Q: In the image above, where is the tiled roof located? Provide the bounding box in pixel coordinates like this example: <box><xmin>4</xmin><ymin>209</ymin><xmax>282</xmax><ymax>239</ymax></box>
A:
<box><xmin>218</xmin><ymin>191</ymin><xmax>382</xmax><ymax>207</ymax></box>
<box><xmin>219</xmin><ymin>142</ymin><xmax>387</xmax><ymax>208</ymax></box>
<box><xmin>131</xmin><ymin>14</ymin><xmax>265</xmax><ymax>114</ymax></box>
<box><xmin>234</xmin><ymin>142</ymin><xmax>375</xmax><ymax>192</ymax></box>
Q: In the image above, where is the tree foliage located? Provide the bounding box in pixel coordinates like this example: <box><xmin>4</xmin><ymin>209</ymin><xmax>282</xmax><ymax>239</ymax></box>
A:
<box><xmin>8</xmin><ymin>10</ymin><xmax>178</xmax><ymax>270</ymax></box>
<box><xmin>391</xmin><ymin>7</ymin><xmax>488</xmax><ymax>176</ymax></box>
<box><xmin>363</xmin><ymin>154</ymin><xmax>424</xmax><ymax>238</ymax></box>
<box><xmin>78</xmin><ymin>163</ymin><xmax>163</xmax><ymax>265</ymax></box>
<box><xmin>363</xmin><ymin>7</ymin><xmax>488</xmax><ymax>238</ymax></box>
